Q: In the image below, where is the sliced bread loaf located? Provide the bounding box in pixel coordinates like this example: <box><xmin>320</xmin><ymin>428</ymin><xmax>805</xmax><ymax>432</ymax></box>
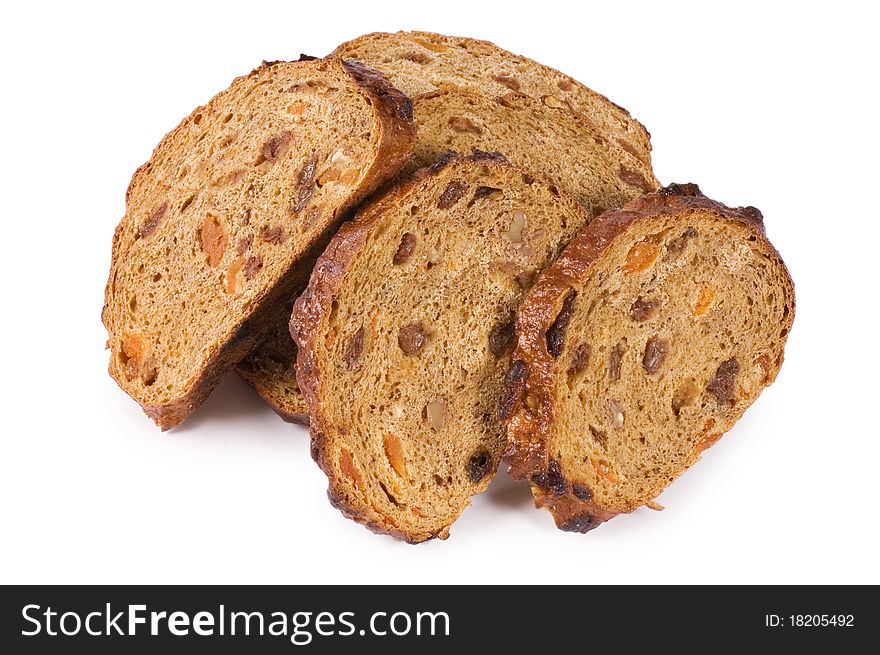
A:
<box><xmin>291</xmin><ymin>153</ymin><xmax>601</xmax><ymax>542</ymax></box>
<box><xmin>333</xmin><ymin>31</ymin><xmax>652</xmax><ymax>167</ymax></box>
<box><xmin>240</xmin><ymin>87</ymin><xmax>658</xmax><ymax>422</ymax></box>
<box><xmin>502</xmin><ymin>184</ymin><xmax>795</xmax><ymax>532</ymax></box>
<box><xmin>103</xmin><ymin>57</ymin><xmax>415</xmax><ymax>429</ymax></box>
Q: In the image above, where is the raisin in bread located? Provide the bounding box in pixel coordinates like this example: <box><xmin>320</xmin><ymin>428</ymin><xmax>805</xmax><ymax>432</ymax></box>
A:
<box><xmin>239</xmin><ymin>86</ymin><xmax>658</xmax><ymax>422</ymax></box>
<box><xmin>103</xmin><ymin>57</ymin><xmax>415</xmax><ymax>429</ymax></box>
<box><xmin>502</xmin><ymin>184</ymin><xmax>795</xmax><ymax>533</ymax></box>
<box><xmin>291</xmin><ymin>153</ymin><xmax>603</xmax><ymax>542</ymax></box>
<box><xmin>333</xmin><ymin>31</ymin><xmax>652</xmax><ymax>167</ymax></box>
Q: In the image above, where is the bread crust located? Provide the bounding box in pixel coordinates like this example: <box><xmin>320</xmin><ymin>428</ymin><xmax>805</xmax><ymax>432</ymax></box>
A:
<box><xmin>270</xmin><ymin>406</ymin><xmax>310</xmax><ymax>426</ymax></box>
<box><xmin>502</xmin><ymin>183</ymin><xmax>795</xmax><ymax>531</ymax></box>
<box><xmin>103</xmin><ymin>57</ymin><xmax>415</xmax><ymax>429</ymax></box>
<box><xmin>292</xmin><ymin>152</ymin><xmax>521</xmax><ymax>543</ymax></box>
<box><xmin>237</xmin><ymin>349</ymin><xmax>311</xmax><ymax>425</ymax></box>
<box><xmin>334</xmin><ymin>30</ymin><xmax>652</xmax><ymax>164</ymax></box>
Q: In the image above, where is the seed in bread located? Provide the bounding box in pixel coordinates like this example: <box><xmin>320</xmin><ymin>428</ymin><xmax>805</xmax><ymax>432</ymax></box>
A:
<box><xmin>503</xmin><ymin>183</ymin><xmax>795</xmax><ymax>532</ymax></box>
<box><xmin>291</xmin><ymin>153</ymin><xmax>602</xmax><ymax>542</ymax></box>
<box><xmin>103</xmin><ymin>57</ymin><xmax>415</xmax><ymax>429</ymax></box>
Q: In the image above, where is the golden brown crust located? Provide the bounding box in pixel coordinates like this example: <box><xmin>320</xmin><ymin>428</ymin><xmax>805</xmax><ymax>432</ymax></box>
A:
<box><xmin>270</xmin><ymin>406</ymin><xmax>310</xmax><ymax>426</ymax></box>
<box><xmin>502</xmin><ymin>183</ymin><xmax>794</xmax><ymax>531</ymax></box>
<box><xmin>103</xmin><ymin>57</ymin><xmax>415</xmax><ymax>430</ymax></box>
<box><xmin>292</xmin><ymin>151</ymin><xmax>519</xmax><ymax>543</ymax></box>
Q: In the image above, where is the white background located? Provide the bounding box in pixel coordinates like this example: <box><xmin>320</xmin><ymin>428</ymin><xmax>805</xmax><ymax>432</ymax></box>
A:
<box><xmin>1</xmin><ymin>0</ymin><xmax>877</xmax><ymax>585</ymax></box>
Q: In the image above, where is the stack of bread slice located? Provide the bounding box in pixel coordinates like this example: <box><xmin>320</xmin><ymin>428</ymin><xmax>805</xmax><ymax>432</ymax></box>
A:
<box><xmin>105</xmin><ymin>32</ymin><xmax>794</xmax><ymax>542</ymax></box>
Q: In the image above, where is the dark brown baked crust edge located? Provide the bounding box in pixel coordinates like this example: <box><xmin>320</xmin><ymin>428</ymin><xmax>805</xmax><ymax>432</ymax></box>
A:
<box><xmin>270</xmin><ymin>406</ymin><xmax>310</xmax><ymax>426</ymax></box>
<box><xmin>501</xmin><ymin>183</ymin><xmax>795</xmax><ymax>532</ymax></box>
<box><xmin>235</xmin><ymin>368</ymin><xmax>310</xmax><ymax>426</ymax></box>
<box><xmin>103</xmin><ymin>57</ymin><xmax>416</xmax><ymax>430</ymax></box>
<box><xmin>290</xmin><ymin>151</ymin><xmax>513</xmax><ymax>543</ymax></box>
<box><xmin>236</xmin><ymin>365</ymin><xmax>310</xmax><ymax>424</ymax></box>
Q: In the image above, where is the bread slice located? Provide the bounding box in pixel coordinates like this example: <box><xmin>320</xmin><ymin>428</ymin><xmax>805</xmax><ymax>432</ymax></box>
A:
<box><xmin>237</xmin><ymin>295</ymin><xmax>310</xmax><ymax>425</ymax></box>
<box><xmin>333</xmin><ymin>31</ymin><xmax>652</xmax><ymax>167</ymax></box>
<box><xmin>291</xmin><ymin>153</ymin><xmax>602</xmax><ymax>542</ymax></box>
<box><xmin>239</xmin><ymin>86</ymin><xmax>658</xmax><ymax>422</ymax></box>
<box><xmin>503</xmin><ymin>184</ymin><xmax>795</xmax><ymax>532</ymax></box>
<box><xmin>404</xmin><ymin>89</ymin><xmax>658</xmax><ymax>196</ymax></box>
<box><xmin>103</xmin><ymin>57</ymin><xmax>415</xmax><ymax>429</ymax></box>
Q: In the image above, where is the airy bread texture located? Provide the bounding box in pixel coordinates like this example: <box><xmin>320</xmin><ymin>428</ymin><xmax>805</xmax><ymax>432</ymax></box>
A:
<box><xmin>292</xmin><ymin>153</ymin><xmax>602</xmax><ymax>542</ymax></box>
<box><xmin>334</xmin><ymin>31</ymin><xmax>651</xmax><ymax>166</ymax></box>
<box><xmin>503</xmin><ymin>184</ymin><xmax>795</xmax><ymax>532</ymax></box>
<box><xmin>240</xmin><ymin>86</ymin><xmax>658</xmax><ymax>421</ymax></box>
<box><xmin>103</xmin><ymin>57</ymin><xmax>415</xmax><ymax>429</ymax></box>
